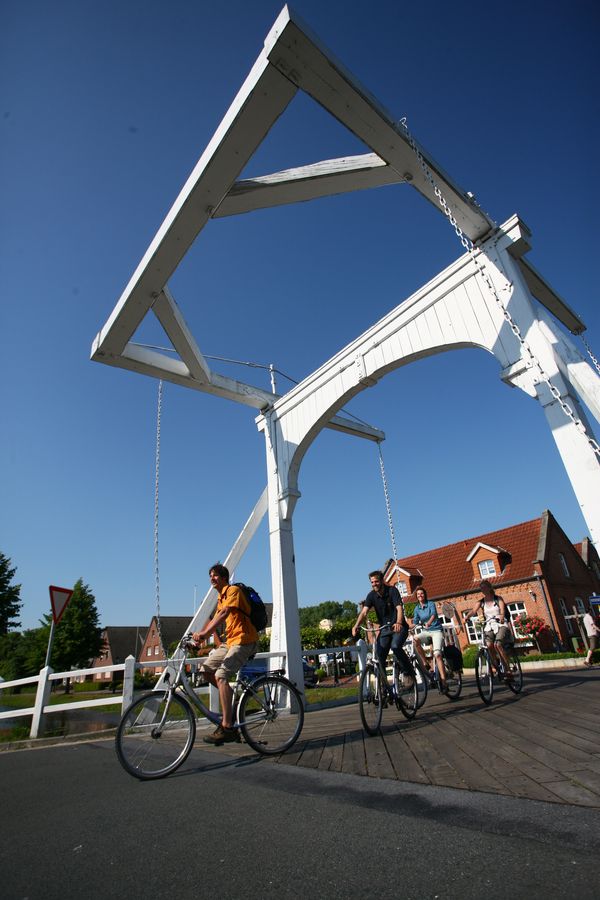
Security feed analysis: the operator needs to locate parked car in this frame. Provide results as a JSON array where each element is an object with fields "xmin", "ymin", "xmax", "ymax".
[{"xmin": 240, "ymin": 656, "xmax": 317, "ymax": 688}]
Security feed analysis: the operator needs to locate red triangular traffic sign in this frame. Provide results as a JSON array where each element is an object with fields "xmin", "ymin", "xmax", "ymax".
[{"xmin": 49, "ymin": 585, "xmax": 73, "ymax": 624}]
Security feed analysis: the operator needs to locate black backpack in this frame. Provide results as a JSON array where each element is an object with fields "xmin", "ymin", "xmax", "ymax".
[{"xmin": 234, "ymin": 583, "xmax": 268, "ymax": 632}]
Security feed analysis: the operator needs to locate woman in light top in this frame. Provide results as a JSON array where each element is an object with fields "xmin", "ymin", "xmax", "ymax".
[{"xmin": 474, "ymin": 579, "xmax": 512, "ymax": 679}]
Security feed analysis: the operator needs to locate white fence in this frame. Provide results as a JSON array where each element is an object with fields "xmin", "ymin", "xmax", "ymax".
[{"xmin": 0, "ymin": 644, "xmax": 366, "ymax": 742}]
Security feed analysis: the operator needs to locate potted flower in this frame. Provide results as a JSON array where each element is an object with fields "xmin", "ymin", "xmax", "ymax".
[{"xmin": 513, "ymin": 614, "xmax": 550, "ymax": 652}]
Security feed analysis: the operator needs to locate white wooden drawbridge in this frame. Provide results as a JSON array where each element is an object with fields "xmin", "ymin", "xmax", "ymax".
[{"xmin": 91, "ymin": 6, "xmax": 600, "ymax": 691}]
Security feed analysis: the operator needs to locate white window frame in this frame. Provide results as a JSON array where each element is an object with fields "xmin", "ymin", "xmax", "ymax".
[
  {"xmin": 438, "ymin": 614, "xmax": 458, "ymax": 646},
  {"xmin": 558, "ymin": 553, "xmax": 571, "ymax": 578},
  {"xmin": 478, "ymin": 559, "xmax": 496, "ymax": 579},
  {"xmin": 506, "ymin": 601, "xmax": 527, "ymax": 642},
  {"xmin": 146, "ymin": 647, "xmax": 152, "ymax": 657},
  {"xmin": 467, "ymin": 616, "xmax": 481, "ymax": 644},
  {"xmin": 559, "ymin": 597, "xmax": 574, "ymax": 635},
  {"xmin": 397, "ymin": 581, "xmax": 408, "ymax": 597},
  {"xmin": 506, "ymin": 601, "xmax": 527, "ymax": 624}
]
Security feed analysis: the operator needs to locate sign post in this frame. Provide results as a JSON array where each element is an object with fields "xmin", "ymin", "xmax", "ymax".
[{"xmin": 45, "ymin": 585, "xmax": 74, "ymax": 668}]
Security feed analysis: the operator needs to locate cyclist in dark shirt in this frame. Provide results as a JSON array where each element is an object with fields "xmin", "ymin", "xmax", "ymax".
[{"xmin": 352, "ymin": 570, "xmax": 413, "ymax": 685}]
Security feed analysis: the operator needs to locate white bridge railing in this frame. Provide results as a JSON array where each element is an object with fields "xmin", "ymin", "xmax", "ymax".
[{"xmin": 0, "ymin": 644, "xmax": 365, "ymax": 742}]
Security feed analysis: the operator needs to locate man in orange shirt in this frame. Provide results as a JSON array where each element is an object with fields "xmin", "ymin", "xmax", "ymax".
[{"xmin": 192, "ymin": 563, "xmax": 258, "ymax": 744}]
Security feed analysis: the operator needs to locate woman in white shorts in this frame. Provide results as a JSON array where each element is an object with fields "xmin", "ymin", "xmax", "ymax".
[{"xmin": 411, "ymin": 586, "xmax": 448, "ymax": 693}]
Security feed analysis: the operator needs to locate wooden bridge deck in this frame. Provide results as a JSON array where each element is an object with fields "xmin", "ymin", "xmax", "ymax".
[{"xmin": 203, "ymin": 668, "xmax": 600, "ymax": 807}]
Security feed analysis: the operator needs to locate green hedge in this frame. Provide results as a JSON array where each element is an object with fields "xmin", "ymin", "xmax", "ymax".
[
  {"xmin": 461, "ymin": 647, "xmax": 600, "ymax": 667},
  {"xmin": 461, "ymin": 646, "xmax": 479, "ymax": 668}
]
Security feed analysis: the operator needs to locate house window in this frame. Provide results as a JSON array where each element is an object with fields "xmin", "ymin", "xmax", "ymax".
[
  {"xmin": 559, "ymin": 598, "xmax": 574, "ymax": 635},
  {"xmin": 438, "ymin": 614, "xmax": 458, "ymax": 646},
  {"xmin": 146, "ymin": 647, "xmax": 152, "ymax": 657},
  {"xmin": 478, "ymin": 559, "xmax": 496, "ymax": 579},
  {"xmin": 506, "ymin": 601, "xmax": 527, "ymax": 624},
  {"xmin": 558, "ymin": 553, "xmax": 571, "ymax": 577},
  {"xmin": 397, "ymin": 581, "xmax": 408, "ymax": 597},
  {"xmin": 575, "ymin": 597, "xmax": 585, "ymax": 614},
  {"xmin": 466, "ymin": 617, "xmax": 481, "ymax": 644},
  {"xmin": 154, "ymin": 645, "xmax": 160, "ymax": 656}
]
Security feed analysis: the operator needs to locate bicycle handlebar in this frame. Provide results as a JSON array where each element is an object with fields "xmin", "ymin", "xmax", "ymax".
[{"xmin": 356, "ymin": 623, "xmax": 395, "ymax": 637}]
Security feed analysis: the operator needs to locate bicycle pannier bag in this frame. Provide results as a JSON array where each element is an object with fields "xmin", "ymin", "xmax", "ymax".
[{"xmin": 443, "ymin": 644, "xmax": 463, "ymax": 673}]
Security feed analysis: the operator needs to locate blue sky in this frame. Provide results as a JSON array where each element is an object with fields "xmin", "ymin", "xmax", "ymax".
[{"xmin": 2, "ymin": 0, "xmax": 599, "ymax": 631}]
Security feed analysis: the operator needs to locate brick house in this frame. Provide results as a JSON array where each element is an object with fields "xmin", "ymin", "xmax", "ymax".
[
  {"xmin": 383, "ymin": 510, "xmax": 600, "ymax": 653},
  {"xmin": 91, "ymin": 626, "xmax": 147, "ymax": 681},
  {"xmin": 138, "ymin": 616, "xmax": 193, "ymax": 673}
]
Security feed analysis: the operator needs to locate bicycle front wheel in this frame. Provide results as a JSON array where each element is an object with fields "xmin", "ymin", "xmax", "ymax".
[
  {"xmin": 395, "ymin": 662, "xmax": 418, "ymax": 721},
  {"xmin": 412, "ymin": 657, "xmax": 429, "ymax": 709},
  {"xmin": 359, "ymin": 664, "xmax": 384, "ymax": 735},
  {"xmin": 505, "ymin": 650, "xmax": 523, "ymax": 694},
  {"xmin": 116, "ymin": 691, "xmax": 196, "ymax": 780},
  {"xmin": 238, "ymin": 675, "xmax": 304, "ymax": 755},
  {"xmin": 475, "ymin": 650, "xmax": 494, "ymax": 705}
]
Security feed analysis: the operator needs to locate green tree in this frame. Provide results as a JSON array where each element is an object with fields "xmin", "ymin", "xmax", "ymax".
[
  {"xmin": 298, "ymin": 601, "xmax": 358, "ymax": 628},
  {"xmin": 43, "ymin": 578, "xmax": 102, "ymax": 673},
  {"xmin": 0, "ymin": 552, "xmax": 22, "ymax": 634},
  {"xmin": 0, "ymin": 626, "xmax": 49, "ymax": 683},
  {"xmin": 22, "ymin": 625, "xmax": 51, "ymax": 674},
  {"xmin": 0, "ymin": 632, "xmax": 25, "ymax": 682}
]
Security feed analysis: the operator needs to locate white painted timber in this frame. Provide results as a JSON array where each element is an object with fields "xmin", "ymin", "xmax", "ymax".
[
  {"xmin": 257, "ymin": 216, "xmax": 600, "ymax": 552},
  {"xmin": 152, "ymin": 288, "xmax": 211, "ymax": 383},
  {"xmin": 214, "ymin": 154, "xmax": 406, "ymax": 217},
  {"xmin": 263, "ymin": 6, "xmax": 493, "ymax": 242},
  {"xmin": 91, "ymin": 52, "xmax": 298, "ymax": 358}
]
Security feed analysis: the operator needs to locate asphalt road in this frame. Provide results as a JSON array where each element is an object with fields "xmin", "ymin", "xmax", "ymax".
[{"xmin": 1, "ymin": 737, "xmax": 598, "ymax": 900}]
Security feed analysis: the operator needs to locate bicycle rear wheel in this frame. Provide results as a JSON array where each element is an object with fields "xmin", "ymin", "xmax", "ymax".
[
  {"xmin": 475, "ymin": 650, "xmax": 494, "ymax": 705},
  {"xmin": 116, "ymin": 690, "xmax": 196, "ymax": 780},
  {"xmin": 359, "ymin": 664, "xmax": 384, "ymax": 735},
  {"xmin": 444, "ymin": 667, "xmax": 462, "ymax": 700},
  {"xmin": 505, "ymin": 650, "xmax": 523, "ymax": 694},
  {"xmin": 395, "ymin": 662, "xmax": 418, "ymax": 720},
  {"xmin": 238, "ymin": 675, "xmax": 304, "ymax": 755},
  {"xmin": 412, "ymin": 657, "xmax": 429, "ymax": 709}
]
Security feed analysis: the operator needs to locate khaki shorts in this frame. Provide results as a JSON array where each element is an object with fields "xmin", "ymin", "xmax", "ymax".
[
  {"xmin": 415, "ymin": 629, "xmax": 444, "ymax": 654},
  {"xmin": 200, "ymin": 642, "xmax": 258, "ymax": 682},
  {"xmin": 484, "ymin": 625, "xmax": 511, "ymax": 645}
]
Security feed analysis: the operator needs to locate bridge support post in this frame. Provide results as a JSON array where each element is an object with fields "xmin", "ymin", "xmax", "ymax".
[{"xmin": 538, "ymin": 387, "xmax": 600, "ymax": 548}]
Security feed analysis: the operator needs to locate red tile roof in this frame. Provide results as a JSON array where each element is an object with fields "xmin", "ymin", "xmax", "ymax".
[{"xmin": 385, "ymin": 515, "xmax": 544, "ymax": 600}]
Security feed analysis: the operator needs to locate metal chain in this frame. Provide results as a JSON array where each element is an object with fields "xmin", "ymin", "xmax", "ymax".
[
  {"xmin": 581, "ymin": 334, "xmax": 600, "ymax": 377},
  {"xmin": 378, "ymin": 442, "xmax": 402, "ymax": 577},
  {"xmin": 400, "ymin": 120, "xmax": 600, "ymax": 459},
  {"xmin": 154, "ymin": 380, "xmax": 167, "ymax": 660}
]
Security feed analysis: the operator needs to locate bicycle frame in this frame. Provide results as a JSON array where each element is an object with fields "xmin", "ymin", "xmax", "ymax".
[{"xmin": 158, "ymin": 639, "xmax": 284, "ymax": 732}]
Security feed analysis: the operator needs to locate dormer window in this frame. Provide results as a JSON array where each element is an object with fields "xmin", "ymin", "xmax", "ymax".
[
  {"xmin": 397, "ymin": 581, "xmax": 408, "ymax": 597},
  {"xmin": 478, "ymin": 559, "xmax": 496, "ymax": 579},
  {"xmin": 467, "ymin": 542, "xmax": 507, "ymax": 581}
]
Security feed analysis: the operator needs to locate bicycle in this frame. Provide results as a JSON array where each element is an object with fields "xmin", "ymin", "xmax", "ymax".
[
  {"xmin": 474, "ymin": 619, "xmax": 523, "ymax": 705},
  {"xmin": 115, "ymin": 636, "xmax": 304, "ymax": 779},
  {"xmin": 402, "ymin": 632, "xmax": 429, "ymax": 709},
  {"xmin": 356, "ymin": 624, "xmax": 418, "ymax": 734},
  {"xmin": 406, "ymin": 628, "xmax": 463, "ymax": 704}
]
